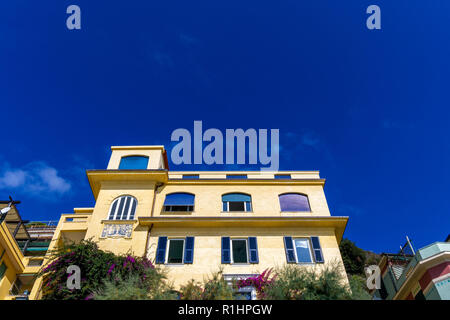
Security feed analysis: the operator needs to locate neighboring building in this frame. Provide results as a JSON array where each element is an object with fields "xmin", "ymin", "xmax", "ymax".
[
  {"xmin": 30, "ymin": 145, "xmax": 349, "ymax": 299},
  {"xmin": 0, "ymin": 201, "xmax": 55, "ymax": 300},
  {"xmin": 373, "ymin": 237, "xmax": 450, "ymax": 300}
]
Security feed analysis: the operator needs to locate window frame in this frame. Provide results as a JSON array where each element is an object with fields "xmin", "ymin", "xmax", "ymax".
[
  {"xmin": 278, "ymin": 193, "xmax": 311, "ymax": 212},
  {"xmin": 292, "ymin": 237, "xmax": 314, "ymax": 264},
  {"xmin": 107, "ymin": 195, "xmax": 137, "ymax": 220},
  {"xmin": 230, "ymin": 238, "xmax": 250, "ymax": 264},
  {"xmin": 165, "ymin": 238, "xmax": 185, "ymax": 265}
]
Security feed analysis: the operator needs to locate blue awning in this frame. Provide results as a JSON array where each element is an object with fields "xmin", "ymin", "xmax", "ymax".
[
  {"xmin": 164, "ymin": 193, "xmax": 195, "ymax": 205},
  {"xmin": 222, "ymin": 193, "xmax": 251, "ymax": 202}
]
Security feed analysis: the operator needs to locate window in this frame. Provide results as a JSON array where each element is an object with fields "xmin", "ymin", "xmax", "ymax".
[
  {"xmin": 118, "ymin": 156, "xmax": 149, "ymax": 169},
  {"xmin": 232, "ymin": 239, "xmax": 248, "ymax": 263},
  {"xmin": 107, "ymin": 196, "xmax": 137, "ymax": 220},
  {"xmin": 279, "ymin": 193, "xmax": 310, "ymax": 212},
  {"xmin": 182, "ymin": 174, "xmax": 199, "ymax": 179},
  {"xmin": 222, "ymin": 193, "xmax": 252, "ymax": 212},
  {"xmin": 284, "ymin": 236, "xmax": 323, "ymax": 264},
  {"xmin": 155, "ymin": 236, "xmax": 195, "ymax": 264},
  {"xmin": 226, "ymin": 175, "xmax": 247, "ymax": 179},
  {"xmin": 274, "ymin": 174, "xmax": 291, "ymax": 179},
  {"xmin": 293, "ymin": 238, "xmax": 313, "ymax": 263},
  {"xmin": 163, "ymin": 193, "xmax": 195, "ymax": 212},
  {"xmin": 167, "ymin": 239, "xmax": 185, "ymax": 264},
  {"xmin": 221, "ymin": 237, "xmax": 259, "ymax": 264}
]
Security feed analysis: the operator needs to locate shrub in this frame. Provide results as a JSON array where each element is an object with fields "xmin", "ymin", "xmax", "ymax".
[
  {"xmin": 348, "ymin": 274, "xmax": 372, "ymax": 300},
  {"xmin": 36, "ymin": 239, "xmax": 173, "ymax": 300},
  {"xmin": 179, "ymin": 279, "xmax": 204, "ymax": 300},
  {"xmin": 179, "ymin": 269, "xmax": 235, "ymax": 300},
  {"xmin": 236, "ymin": 268, "xmax": 276, "ymax": 299},
  {"xmin": 258, "ymin": 263, "xmax": 352, "ymax": 300}
]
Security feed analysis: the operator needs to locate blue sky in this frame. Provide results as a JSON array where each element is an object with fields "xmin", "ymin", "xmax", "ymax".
[{"xmin": 1, "ymin": 1, "xmax": 449, "ymax": 253}]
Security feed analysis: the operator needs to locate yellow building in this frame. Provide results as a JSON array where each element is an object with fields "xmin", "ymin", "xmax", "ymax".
[
  {"xmin": 30, "ymin": 145, "xmax": 349, "ymax": 299},
  {"xmin": 0, "ymin": 201, "xmax": 48, "ymax": 300}
]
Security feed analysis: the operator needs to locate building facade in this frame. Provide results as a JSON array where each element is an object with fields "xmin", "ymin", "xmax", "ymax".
[
  {"xmin": 0, "ymin": 201, "xmax": 54, "ymax": 300},
  {"xmin": 373, "ymin": 237, "xmax": 450, "ymax": 300},
  {"xmin": 30, "ymin": 145, "xmax": 349, "ymax": 299}
]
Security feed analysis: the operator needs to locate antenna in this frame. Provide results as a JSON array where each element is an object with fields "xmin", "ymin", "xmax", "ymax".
[{"xmin": 0, "ymin": 195, "xmax": 14, "ymax": 215}]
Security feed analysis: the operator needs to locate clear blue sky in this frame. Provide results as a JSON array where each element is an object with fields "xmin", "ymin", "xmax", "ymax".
[{"xmin": 1, "ymin": 1, "xmax": 449, "ymax": 254}]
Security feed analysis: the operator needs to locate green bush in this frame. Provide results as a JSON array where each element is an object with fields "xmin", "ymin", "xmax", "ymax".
[
  {"xmin": 37, "ymin": 239, "xmax": 173, "ymax": 300},
  {"xmin": 179, "ymin": 269, "xmax": 235, "ymax": 300},
  {"xmin": 262, "ymin": 263, "xmax": 352, "ymax": 300},
  {"xmin": 348, "ymin": 274, "xmax": 372, "ymax": 300}
]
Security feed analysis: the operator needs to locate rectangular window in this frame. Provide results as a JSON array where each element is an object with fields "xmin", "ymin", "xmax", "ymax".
[
  {"xmin": 167, "ymin": 239, "xmax": 185, "ymax": 264},
  {"xmin": 226, "ymin": 175, "xmax": 247, "ymax": 179},
  {"xmin": 293, "ymin": 238, "xmax": 313, "ymax": 263},
  {"xmin": 231, "ymin": 239, "xmax": 248, "ymax": 264},
  {"xmin": 223, "ymin": 201, "xmax": 252, "ymax": 212},
  {"xmin": 274, "ymin": 174, "xmax": 291, "ymax": 179},
  {"xmin": 229, "ymin": 202, "xmax": 245, "ymax": 211},
  {"xmin": 163, "ymin": 205, "xmax": 194, "ymax": 212},
  {"xmin": 182, "ymin": 174, "xmax": 199, "ymax": 179}
]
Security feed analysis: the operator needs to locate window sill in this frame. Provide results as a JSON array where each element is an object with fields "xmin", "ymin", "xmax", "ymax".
[{"xmin": 221, "ymin": 211, "xmax": 254, "ymax": 213}]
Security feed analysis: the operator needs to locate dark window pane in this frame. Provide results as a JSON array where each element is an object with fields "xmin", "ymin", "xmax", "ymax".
[
  {"xmin": 232, "ymin": 240, "xmax": 248, "ymax": 263},
  {"xmin": 129, "ymin": 199, "xmax": 137, "ymax": 219},
  {"xmin": 274, "ymin": 174, "xmax": 291, "ymax": 179},
  {"xmin": 108, "ymin": 200, "xmax": 118, "ymax": 220},
  {"xmin": 182, "ymin": 175, "xmax": 199, "ymax": 179},
  {"xmin": 168, "ymin": 240, "xmax": 184, "ymax": 263},
  {"xmin": 229, "ymin": 202, "xmax": 245, "ymax": 211},
  {"xmin": 163, "ymin": 205, "xmax": 193, "ymax": 212},
  {"xmin": 279, "ymin": 194, "xmax": 310, "ymax": 212},
  {"xmin": 121, "ymin": 197, "xmax": 131, "ymax": 220},
  {"xmin": 226, "ymin": 175, "xmax": 247, "ymax": 179}
]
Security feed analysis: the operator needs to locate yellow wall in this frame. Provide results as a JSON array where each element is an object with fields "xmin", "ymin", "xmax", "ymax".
[{"xmin": 147, "ymin": 227, "xmax": 344, "ymax": 287}]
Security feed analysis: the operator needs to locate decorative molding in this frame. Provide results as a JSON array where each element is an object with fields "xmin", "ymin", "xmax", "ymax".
[{"xmin": 101, "ymin": 224, "xmax": 133, "ymax": 238}]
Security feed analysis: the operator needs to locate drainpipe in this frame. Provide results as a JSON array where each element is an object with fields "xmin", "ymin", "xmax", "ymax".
[{"xmin": 144, "ymin": 182, "xmax": 164, "ymax": 258}]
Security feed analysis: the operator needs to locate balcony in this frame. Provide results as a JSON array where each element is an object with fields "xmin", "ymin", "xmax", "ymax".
[{"xmin": 59, "ymin": 214, "xmax": 91, "ymax": 231}]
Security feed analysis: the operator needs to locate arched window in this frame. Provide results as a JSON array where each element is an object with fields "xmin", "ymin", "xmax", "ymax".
[
  {"xmin": 222, "ymin": 193, "xmax": 252, "ymax": 212},
  {"xmin": 108, "ymin": 196, "xmax": 137, "ymax": 220},
  {"xmin": 119, "ymin": 156, "xmax": 149, "ymax": 169},
  {"xmin": 163, "ymin": 193, "xmax": 195, "ymax": 212},
  {"xmin": 279, "ymin": 193, "xmax": 310, "ymax": 212}
]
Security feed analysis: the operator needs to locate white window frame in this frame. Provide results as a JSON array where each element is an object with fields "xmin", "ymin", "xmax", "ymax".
[
  {"xmin": 166, "ymin": 238, "xmax": 185, "ymax": 265},
  {"xmin": 230, "ymin": 238, "xmax": 249, "ymax": 264},
  {"xmin": 292, "ymin": 238, "xmax": 314, "ymax": 264},
  {"xmin": 108, "ymin": 196, "xmax": 137, "ymax": 220}
]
